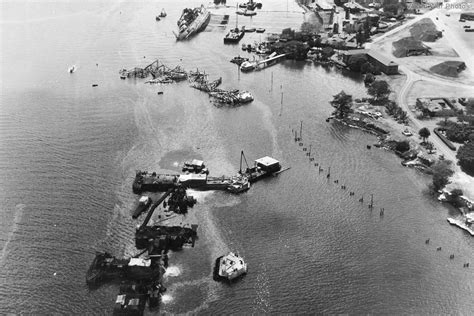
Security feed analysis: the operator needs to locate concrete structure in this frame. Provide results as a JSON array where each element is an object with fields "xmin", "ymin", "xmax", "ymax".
[{"xmin": 341, "ymin": 49, "xmax": 399, "ymax": 74}]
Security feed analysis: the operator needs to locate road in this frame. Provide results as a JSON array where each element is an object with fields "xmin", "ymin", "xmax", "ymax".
[{"xmin": 368, "ymin": 8, "xmax": 473, "ymax": 168}]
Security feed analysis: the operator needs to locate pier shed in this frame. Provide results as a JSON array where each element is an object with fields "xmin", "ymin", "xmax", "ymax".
[{"xmin": 341, "ymin": 49, "xmax": 398, "ymax": 75}]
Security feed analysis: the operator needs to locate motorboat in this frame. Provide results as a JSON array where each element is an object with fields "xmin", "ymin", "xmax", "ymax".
[
  {"xmin": 214, "ymin": 252, "xmax": 247, "ymax": 281},
  {"xmin": 256, "ymin": 27, "xmax": 265, "ymax": 33},
  {"xmin": 240, "ymin": 61, "xmax": 256, "ymax": 72},
  {"xmin": 402, "ymin": 128, "xmax": 413, "ymax": 136},
  {"xmin": 159, "ymin": 9, "xmax": 167, "ymax": 18},
  {"xmin": 244, "ymin": 27, "xmax": 256, "ymax": 32},
  {"xmin": 68, "ymin": 65, "xmax": 76, "ymax": 73}
]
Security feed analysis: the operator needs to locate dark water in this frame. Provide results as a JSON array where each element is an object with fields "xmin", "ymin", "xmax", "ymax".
[{"xmin": 1, "ymin": 0, "xmax": 473, "ymax": 314}]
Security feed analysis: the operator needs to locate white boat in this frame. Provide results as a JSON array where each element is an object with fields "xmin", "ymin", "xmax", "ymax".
[
  {"xmin": 237, "ymin": 91, "xmax": 254, "ymax": 103},
  {"xmin": 215, "ymin": 252, "xmax": 247, "ymax": 281},
  {"xmin": 240, "ymin": 61, "xmax": 256, "ymax": 72}
]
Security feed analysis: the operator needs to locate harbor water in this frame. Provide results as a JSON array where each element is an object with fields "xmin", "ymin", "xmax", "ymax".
[{"xmin": 1, "ymin": 0, "xmax": 473, "ymax": 314}]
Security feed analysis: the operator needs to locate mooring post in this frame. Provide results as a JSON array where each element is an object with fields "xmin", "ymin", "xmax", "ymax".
[{"xmin": 300, "ymin": 120, "xmax": 303, "ymax": 140}]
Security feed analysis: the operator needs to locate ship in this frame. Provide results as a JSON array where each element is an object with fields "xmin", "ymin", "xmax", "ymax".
[
  {"xmin": 175, "ymin": 5, "xmax": 211, "ymax": 40},
  {"xmin": 213, "ymin": 252, "xmax": 247, "ymax": 281}
]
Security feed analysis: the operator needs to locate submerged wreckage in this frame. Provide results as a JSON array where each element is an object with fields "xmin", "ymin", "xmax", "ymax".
[
  {"xmin": 189, "ymin": 70, "xmax": 254, "ymax": 106},
  {"xmin": 119, "ymin": 59, "xmax": 188, "ymax": 83}
]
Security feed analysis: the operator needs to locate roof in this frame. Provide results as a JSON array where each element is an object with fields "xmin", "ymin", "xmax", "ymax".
[
  {"xmin": 191, "ymin": 159, "xmax": 204, "ymax": 166},
  {"xmin": 367, "ymin": 50, "xmax": 398, "ymax": 66},
  {"xmin": 341, "ymin": 49, "xmax": 369, "ymax": 56},
  {"xmin": 255, "ymin": 156, "xmax": 280, "ymax": 167}
]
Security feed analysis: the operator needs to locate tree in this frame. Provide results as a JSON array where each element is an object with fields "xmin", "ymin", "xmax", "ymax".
[
  {"xmin": 367, "ymin": 80, "xmax": 391, "ymax": 103},
  {"xmin": 395, "ymin": 140, "xmax": 410, "ymax": 152},
  {"xmin": 419, "ymin": 127, "xmax": 431, "ymax": 143},
  {"xmin": 457, "ymin": 141, "xmax": 474, "ymax": 176},
  {"xmin": 364, "ymin": 73, "xmax": 376, "ymax": 86},
  {"xmin": 361, "ymin": 62, "xmax": 375, "ymax": 75},
  {"xmin": 431, "ymin": 159, "xmax": 454, "ymax": 191},
  {"xmin": 385, "ymin": 101, "xmax": 399, "ymax": 116},
  {"xmin": 347, "ymin": 54, "xmax": 368, "ymax": 72},
  {"xmin": 330, "ymin": 90, "xmax": 353, "ymax": 119}
]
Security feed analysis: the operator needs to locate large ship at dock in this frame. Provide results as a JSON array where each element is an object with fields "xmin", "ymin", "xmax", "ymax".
[{"xmin": 175, "ymin": 5, "xmax": 211, "ymax": 40}]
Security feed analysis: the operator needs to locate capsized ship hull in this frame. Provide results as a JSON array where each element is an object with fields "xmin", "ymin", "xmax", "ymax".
[{"xmin": 176, "ymin": 5, "xmax": 211, "ymax": 40}]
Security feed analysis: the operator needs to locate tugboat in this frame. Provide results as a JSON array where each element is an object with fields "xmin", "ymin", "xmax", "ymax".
[
  {"xmin": 224, "ymin": 27, "xmax": 245, "ymax": 43},
  {"xmin": 214, "ymin": 252, "xmax": 247, "ymax": 281},
  {"xmin": 132, "ymin": 196, "xmax": 151, "ymax": 219},
  {"xmin": 224, "ymin": 8, "xmax": 244, "ymax": 43},
  {"xmin": 182, "ymin": 159, "xmax": 209, "ymax": 174}
]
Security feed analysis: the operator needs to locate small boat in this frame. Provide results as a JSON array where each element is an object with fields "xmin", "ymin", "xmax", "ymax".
[
  {"xmin": 68, "ymin": 65, "xmax": 76, "ymax": 73},
  {"xmin": 239, "ymin": 3, "xmax": 248, "ymax": 8},
  {"xmin": 256, "ymin": 27, "xmax": 265, "ymax": 33},
  {"xmin": 244, "ymin": 27, "xmax": 256, "ymax": 32},
  {"xmin": 132, "ymin": 196, "xmax": 151, "ymax": 219},
  {"xmin": 227, "ymin": 177, "xmax": 250, "ymax": 193},
  {"xmin": 155, "ymin": 16, "xmax": 161, "ymax": 21},
  {"xmin": 214, "ymin": 252, "xmax": 247, "ymax": 281},
  {"xmin": 92, "ymin": 84, "xmax": 98, "ymax": 87},
  {"xmin": 241, "ymin": 43, "xmax": 247, "ymax": 50},
  {"xmin": 240, "ymin": 61, "xmax": 256, "ymax": 72},
  {"xmin": 159, "ymin": 9, "xmax": 167, "ymax": 18},
  {"xmin": 243, "ymin": 9, "xmax": 257, "ymax": 16},
  {"xmin": 230, "ymin": 56, "xmax": 249, "ymax": 65},
  {"xmin": 157, "ymin": 91, "xmax": 164, "ymax": 95}
]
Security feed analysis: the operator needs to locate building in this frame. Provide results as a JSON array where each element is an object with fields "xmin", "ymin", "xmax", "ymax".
[{"xmin": 341, "ymin": 49, "xmax": 399, "ymax": 74}]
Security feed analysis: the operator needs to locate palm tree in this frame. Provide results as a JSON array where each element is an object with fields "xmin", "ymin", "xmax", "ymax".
[{"xmin": 330, "ymin": 90, "xmax": 353, "ymax": 119}]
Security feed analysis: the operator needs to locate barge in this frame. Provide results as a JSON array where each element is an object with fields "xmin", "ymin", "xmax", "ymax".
[
  {"xmin": 213, "ymin": 252, "xmax": 247, "ymax": 281},
  {"xmin": 133, "ymin": 170, "xmax": 250, "ymax": 194},
  {"xmin": 113, "ymin": 282, "xmax": 165, "ymax": 316}
]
